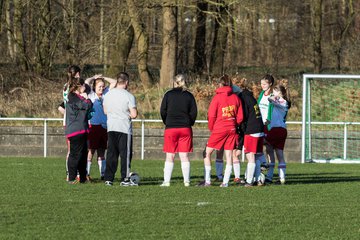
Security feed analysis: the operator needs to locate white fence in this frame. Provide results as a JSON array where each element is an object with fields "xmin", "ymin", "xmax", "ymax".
[{"xmin": 1, "ymin": 117, "xmax": 359, "ymax": 162}]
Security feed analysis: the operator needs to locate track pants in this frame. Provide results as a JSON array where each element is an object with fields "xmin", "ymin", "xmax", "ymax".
[
  {"xmin": 67, "ymin": 133, "xmax": 88, "ymax": 182},
  {"xmin": 105, "ymin": 131, "xmax": 132, "ymax": 182}
]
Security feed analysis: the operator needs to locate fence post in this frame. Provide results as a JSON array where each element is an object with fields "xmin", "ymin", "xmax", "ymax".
[
  {"xmin": 141, "ymin": 120, "xmax": 145, "ymax": 160},
  {"xmin": 44, "ymin": 119, "xmax": 47, "ymax": 158},
  {"xmin": 343, "ymin": 123, "xmax": 348, "ymax": 160}
]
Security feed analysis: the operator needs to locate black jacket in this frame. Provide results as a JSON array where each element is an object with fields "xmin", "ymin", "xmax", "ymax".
[
  {"xmin": 237, "ymin": 89, "xmax": 264, "ymax": 134},
  {"xmin": 65, "ymin": 92, "xmax": 93, "ymax": 137},
  {"xmin": 160, "ymin": 88, "xmax": 197, "ymax": 128}
]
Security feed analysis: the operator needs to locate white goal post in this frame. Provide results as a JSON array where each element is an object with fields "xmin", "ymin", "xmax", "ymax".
[{"xmin": 302, "ymin": 74, "xmax": 360, "ymax": 163}]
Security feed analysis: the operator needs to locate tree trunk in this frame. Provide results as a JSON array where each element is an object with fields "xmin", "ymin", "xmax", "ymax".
[
  {"xmin": 311, "ymin": 0, "xmax": 323, "ymax": 73},
  {"xmin": 107, "ymin": 4, "xmax": 134, "ymax": 76},
  {"xmin": 159, "ymin": 1, "xmax": 178, "ymax": 88},
  {"xmin": 335, "ymin": 0, "xmax": 354, "ymax": 71},
  {"xmin": 126, "ymin": 0, "xmax": 153, "ymax": 88},
  {"xmin": 193, "ymin": 0, "xmax": 207, "ymax": 75},
  {"xmin": 209, "ymin": 1, "xmax": 228, "ymax": 75}
]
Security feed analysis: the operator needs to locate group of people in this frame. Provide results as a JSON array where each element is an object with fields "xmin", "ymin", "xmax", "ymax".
[
  {"xmin": 59, "ymin": 65, "xmax": 138, "ymax": 186},
  {"xmin": 160, "ymin": 73, "xmax": 291, "ymax": 187},
  {"xmin": 59, "ymin": 64, "xmax": 290, "ymax": 188}
]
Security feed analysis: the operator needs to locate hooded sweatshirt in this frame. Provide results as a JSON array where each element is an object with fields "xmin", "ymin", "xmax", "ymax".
[{"xmin": 207, "ymin": 86, "xmax": 243, "ymax": 133}]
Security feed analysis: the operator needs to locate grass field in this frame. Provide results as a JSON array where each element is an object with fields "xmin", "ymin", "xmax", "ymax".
[{"xmin": 1, "ymin": 157, "xmax": 360, "ymax": 239}]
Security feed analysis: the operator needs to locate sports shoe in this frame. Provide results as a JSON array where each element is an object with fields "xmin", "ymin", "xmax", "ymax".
[
  {"xmin": 265, "ymin": 178, "xmax": 273, "ymax": 184},
  {"xmin": 219, "ymin": 183, "xmax": 228, "ymax": 188},
  {"xmin": 275, "ymin": 179, "xmax": 286, "ymax": 185},
  {"xmin": 100, "ymin": 176, "xmax": 105, "ymax": 180},
  {"xmin": 215, "ymin": 177, "xmax": 223, "ymax": 182},
  {"xmin": 244, "ymin": 183, "xmax": 253, "ymax": 188},
  {"xmin": 104, "ymin": 181, "xmax": 113, "ymax": 186},
  {"xmin": 233, "ymin": 178, "xmax": 245, "ymax": 184},
  {"xmin": 120, "ymin": 179, "xmax": 138, "ymax": 186},
  {"xmin": 184, "ymin": 182, "xmax": 190, "ymax": 187},
  {"xmin": 160, "ymin": 182, "xmax": 170, "ymax": 187},
  {"xmin": 68, "ymin": 179, "xmax": 79, "ymax": 185},
  {"xmin": 197, "ymin": 181, "xmax": 211, "ymax": 187}
]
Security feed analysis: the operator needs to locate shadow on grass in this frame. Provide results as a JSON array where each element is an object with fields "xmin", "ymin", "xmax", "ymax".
[{"xmin": 85, "ymin": 173, "xmax": 360, "ymax": 186}]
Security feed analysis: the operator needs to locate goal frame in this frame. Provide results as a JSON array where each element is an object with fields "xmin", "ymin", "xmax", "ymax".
[{"xmin": 301, "ymin": 74, "xmax": 360, "ymax": 164}]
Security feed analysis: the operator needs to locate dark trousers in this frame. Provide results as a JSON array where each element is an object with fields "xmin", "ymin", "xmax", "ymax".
[
  {"xmin": 105, "ymin": 131, "xmax": 132, "ymax": 182},
  {"xmin": 67, "ymin": 133, "xmax": 88, "ymax": 182}
]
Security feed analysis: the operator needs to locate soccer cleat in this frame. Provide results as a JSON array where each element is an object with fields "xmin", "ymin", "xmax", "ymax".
[
  {"xmin": 184, "ymin": 182, "xmax": 190, "ymax": 187},
  {"xmin": 219, "ymin": 183, "xmax": 228, "ymax": 188},
  {"xmin": 275, "ymin": 179, "xmax": 286, "ymax": 185},
  {"xmin": 244, "ymin": 183, "xmax": 253, "ymax": 188},
  {"xmin": 120, "ymin": 179, "xmax": 138, "ymax": 187},
  {"xmin": 160, "ymin": 182, "xmax": 170, "ymax": 187},
  {"xmin": 233, "ymin": 178, "xmax": 245, "ymax": 184},
  {"xmin": 104, "ymin": 181, "xmax": 113, "ymax": 186},
  {"xmin": 68, "ymin": 179, "xmax": 79, "ymax": 185},
  {"xmin": 265, "ymin": 178, "xmax": 273, "ymax": 184},
  {"xmin": 100, "ymin": 176, "xmax": 105, "ymax": 180},
  {"xmin": 196, "ymin": 181, "xmax": 211, "ymax": 187}
]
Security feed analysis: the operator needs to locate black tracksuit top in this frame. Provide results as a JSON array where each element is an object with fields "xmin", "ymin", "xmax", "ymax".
[{"xmin": 160, "ymin": 88, "xmax": 198, "ymax": 129}]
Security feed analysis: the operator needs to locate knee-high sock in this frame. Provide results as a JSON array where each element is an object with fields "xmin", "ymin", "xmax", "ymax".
[
  {"xmin": 86, "ymin": 161, "xmax": 92, "ymax": 176},
  {"xmin": 205, "ymin": 165, "xmax": 211, "ymax": 184},
  {"xmin": 163, "ymin": 161, "xmax": 174, "ymax": 183},
  {"xmin": 98, "ymin": 158, "xmax": 106, "ymax": 176},
  {"xmin": 278, "ymin": 163, "xmax": 286, "ymax": 180},
  {"xmin": 233, "ymin": 162, "xmax": 240, "ymax": 179},
  {"xmin": 223, "ymin": 165, "xmax": 232, "ymax": 184},
  {"xmin": 266, "ymin": 163, "xmax": 275, "ymax": 180},
  {"xmin": 181, "ymin": 161, "xmax": 190, "ymax": 183},
  {"xmin": 215, "ymin": 159, "xmax": 224, "ymax": 179},
  {"xmin": 246, "ymin": 163, "xmax": 256, "ymax": 184}
]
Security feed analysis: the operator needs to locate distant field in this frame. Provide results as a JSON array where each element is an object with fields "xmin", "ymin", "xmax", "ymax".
[{"xmin": 1, "ymin": 157, "xmax": 360, "ymax": 239}]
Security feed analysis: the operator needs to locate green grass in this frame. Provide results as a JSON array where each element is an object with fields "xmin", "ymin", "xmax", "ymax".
[{"xmin": 1, "ymin": 157, "xmax": 360, "ymax": 239}]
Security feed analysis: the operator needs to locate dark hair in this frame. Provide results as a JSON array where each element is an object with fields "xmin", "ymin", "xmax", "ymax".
[
  {"xmin": 116, "ymin": 72, "xmax": 129, "ymax": 84},
  {"xmin": 217, "ymin": 74, "xmax": 231, "ymax": 86},
  {"xmin": 273, "ymin": 84, "xmax": 292, "ymax": 109},
  {"xmin": 68, "ymin": 77, "xmax": 84, "ymax": 93},
  {"xmin": 65, "ymin": 65, "xmax": 81, "ymax": 91},
  {"xmin": 262, "ymin": 74, "xmax": 275, "ymax": 86},
  {"xmin": 67, "ymin": 65, "xmax": 81, "ymax": 80}
]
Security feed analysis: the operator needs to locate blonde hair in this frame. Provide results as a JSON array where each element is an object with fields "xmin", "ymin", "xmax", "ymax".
[{"xmin": 173, "ymin": 74, "xmax": 187, "ymax": 89}]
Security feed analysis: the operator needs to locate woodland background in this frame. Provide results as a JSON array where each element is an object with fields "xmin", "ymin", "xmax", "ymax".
[{"xmin": 0, "ymin": 0, "xmax": 359, "ymax": 120}]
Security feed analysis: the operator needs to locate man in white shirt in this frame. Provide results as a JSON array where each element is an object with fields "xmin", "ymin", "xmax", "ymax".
[{"xmin": 103, "ymin": 72, "xmax": 138, "ymax": 186}]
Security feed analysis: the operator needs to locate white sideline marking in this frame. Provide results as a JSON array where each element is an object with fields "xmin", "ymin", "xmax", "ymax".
[{"xmin": 197, "ymin": 202, "xmax": 211, "ymax": 206}]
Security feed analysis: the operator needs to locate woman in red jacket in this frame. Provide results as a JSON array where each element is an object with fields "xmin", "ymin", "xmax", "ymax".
[{"xmin": 198, "ymin": 75, "xmax": 243, "ymax": 187}]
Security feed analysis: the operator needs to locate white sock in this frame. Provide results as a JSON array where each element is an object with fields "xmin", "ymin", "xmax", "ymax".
[
  {"xmin": 181, "ymin": 161, "xmax": 190, "ymax": 184},
  {"xmin": 215, "ymin": 159, "xmax": 224, "ymax": 179},
  {"xmin": 278, "ymin": 163, "xmax": 286, "ymax": 180},
  {"xmin": 246, "ymin": 163, "xmax": 256, "ymax": 184},
  {"xmin": 86, "ymin": 161, "xmax": 92, "ymax": 176},
  {"xmin": 205, "ymin": 165, "xmax": 211, "ymax": 184},
  {"xmin": 267, "ymin": 163, "xmax": 275, "ymax": 180},
  {"xmin": 233, "ymin": 162, "xmax": 240, "ymax": 179},
  {"xmin": 254, "ymin": 159, "xmax": 261, "ymax": 182},
  {"xmin": 223, "ymin": 165, "xmax": 232, "ymax": 184},
  {"xmin": 163, "ymin": 161, "xmax": 174, "ymax": 183}
]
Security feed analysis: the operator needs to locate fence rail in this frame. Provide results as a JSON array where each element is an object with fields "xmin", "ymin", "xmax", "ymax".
[{"xmin": 1, "ymin": 118, "xmax": 359, "ymax": 162}]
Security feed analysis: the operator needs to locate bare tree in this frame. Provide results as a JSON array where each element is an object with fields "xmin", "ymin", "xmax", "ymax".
[
  {"xmin": 209, "ymin": 0, "xmax": 229, "ymax": 75},
  {"xmin": 193, "ymin": 0, "xmax": 207, "ymax": 75},
  {"xmin": 159, "ymin": 1, "xmax": 178, "ymax": 88},
  {"xmin": 311, "ymin": 0, "xmax": 323, "ymax": 73},
  {"xmin": 126, "ymin": 0, "xmax": 153, "ymax": 88}
]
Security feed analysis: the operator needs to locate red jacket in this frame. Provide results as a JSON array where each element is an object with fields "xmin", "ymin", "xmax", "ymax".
[{"xmin": 207, "ymin": 86, "xmax": 243, "ymax": 133}]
